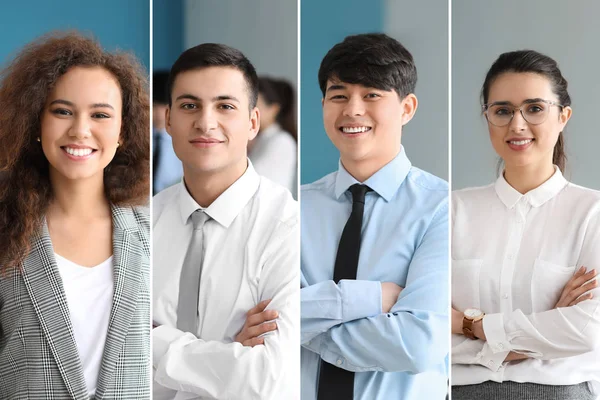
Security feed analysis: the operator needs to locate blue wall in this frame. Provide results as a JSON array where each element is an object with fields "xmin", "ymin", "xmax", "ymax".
[
  {"xmin": 0, "ymin": 0, "xmax": 149, "ymax": 69},
  {"xmin": 300, "ymin": 0, "xmax": 383, "ymax": 184},
  {"xmin": 153, "ymin": 0, "xmax": 184, "ymax": 71}
]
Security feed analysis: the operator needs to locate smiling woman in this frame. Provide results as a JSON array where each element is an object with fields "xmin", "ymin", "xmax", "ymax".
[
  {"xmin": 0, "ymin": 32, "xmax": 150, "ymax": 399},
  {"xmin": 451, "ymin": 50, "xmax": 599, "ymax": 400}
]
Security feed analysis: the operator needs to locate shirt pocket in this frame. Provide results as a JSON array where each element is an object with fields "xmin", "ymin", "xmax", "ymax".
[
  {"xmin": 452, "ymin": 259, "xmax": 483, "ymax": 311},
  {"xmin": 531, "ymin": 258, "xmax": 577, "ymax": 312}
]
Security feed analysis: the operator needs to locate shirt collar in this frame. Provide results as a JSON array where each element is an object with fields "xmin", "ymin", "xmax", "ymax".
[
  {"xmin": 178, "ymin": 160, "xmax": 260, "ymax": 227},
  {"xmin": 494, "ymin": 165, "xmax": 568, "ymax": 209},
  {"xmin": 334, "ymin": 146, "xmax": 412, "ymax": 202}
]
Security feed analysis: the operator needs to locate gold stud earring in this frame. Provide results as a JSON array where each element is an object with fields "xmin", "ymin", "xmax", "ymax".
[
  {"xmin": 36, "ymin": 137, "xmax": 41, "ymax": 142},
  {"xmin": 117, "ymin": 142, "xmax": 120, "ymax": 147}
]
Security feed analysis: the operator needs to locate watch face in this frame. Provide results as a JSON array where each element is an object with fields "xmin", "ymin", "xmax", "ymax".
[{"xmin": 465, "ymin": 308, "xmax": 483, "ymax": 318}]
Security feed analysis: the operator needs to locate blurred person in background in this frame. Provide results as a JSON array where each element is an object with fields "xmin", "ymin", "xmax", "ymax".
[
  {"xmin": 250, "ymin": 76, "xmax": 297, "ymax": 197},
  {"xmin": 153, "ymin": 70, "xmax": 183, "ymax": 194}
]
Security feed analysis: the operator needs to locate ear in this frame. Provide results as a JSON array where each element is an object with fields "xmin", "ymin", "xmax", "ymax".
[
  {"xmin": 321, "ymin": 98, "xmax": 324, "ymax": 108},
  {"xmin": 400, "ymin": 93, "xmax": 418, "ymax": 126},
  {"xmin": 559, "ymin": 105, "xmax": 572, "ymax": 126},
  {"xmin": 165, "ymin": 106, "xmax": 173, "ymax": 137},
  {"xmin": 249, "ymin": 107, "xmax": 260, "ymax": 141}
]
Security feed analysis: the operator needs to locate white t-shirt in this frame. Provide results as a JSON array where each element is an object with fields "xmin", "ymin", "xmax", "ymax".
[{"xmin": 56, "ymin": 253, "xmax": 114, "ymax": 397}]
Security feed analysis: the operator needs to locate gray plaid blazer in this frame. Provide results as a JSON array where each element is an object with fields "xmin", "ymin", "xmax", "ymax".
[{"xmin": 0, "ymin": 205, "xmax": 150, "ymax": 399}]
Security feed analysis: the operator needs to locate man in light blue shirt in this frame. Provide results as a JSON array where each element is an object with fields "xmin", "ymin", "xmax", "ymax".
[{"xmin": 301, "ymin": 33, "xmax": 449, "ymax": 400}]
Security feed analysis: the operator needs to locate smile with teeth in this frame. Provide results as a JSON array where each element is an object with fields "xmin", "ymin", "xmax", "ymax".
[
  {"xmin": 508, "ymin": 139, "xmax": 533, "ymax": 145},
  {"xmin": 341, "ymin": 126, "xmax": 371, "ymax": 134},
  {"xmin": 63, "ymin": 147, "xmax": 95, "ymax": 157}
]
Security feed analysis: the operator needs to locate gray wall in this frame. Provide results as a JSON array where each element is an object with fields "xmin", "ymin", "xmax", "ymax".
[
  {"xmin": 453, "ymin": 0, "xmax": 600, "ymax": 190},
  {"xmin": 183, "ymin": 0, "xmax": 297, "ymax": 87},
  {"xmin": 384, "ymin": 0, "xmax": 449, "ymax": 181}
]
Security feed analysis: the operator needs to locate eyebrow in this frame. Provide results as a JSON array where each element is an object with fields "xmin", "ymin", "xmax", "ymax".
[
  {"xmin": 326, "ymin": 84, "xmax": 346, "ymax": 93},
  {"xmin": 489, "ymin": 98, "xmax": 547, "ymax": 106},
  {"xmin": 49, "ymin": 99, "xmax": 114, "ymax": 110},
  {"xmin": 174, "ymin": 93, "xmax": 241, "ymax": 103}
]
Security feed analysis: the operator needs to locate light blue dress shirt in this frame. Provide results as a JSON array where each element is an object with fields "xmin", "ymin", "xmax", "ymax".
[
  {"xmin": 153, "ymin": 128, "xmax": 183, "ymax": 195},
  {"xmin": 301, "ymin": 147, "xmax": 449, "ymax": 400}
]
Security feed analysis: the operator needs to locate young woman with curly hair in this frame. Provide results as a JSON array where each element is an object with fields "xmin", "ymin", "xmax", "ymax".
[{"xmin": 0, "ymin": 31, "xmax": 150, "ymax": 399}]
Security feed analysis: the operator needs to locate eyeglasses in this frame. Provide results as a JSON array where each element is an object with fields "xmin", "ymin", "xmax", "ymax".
[{"xmin": 482, "ymin": 99, "xmax": 564, "ymax": 127}]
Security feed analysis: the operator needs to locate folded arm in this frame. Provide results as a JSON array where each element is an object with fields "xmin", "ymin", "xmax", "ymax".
[
  {"xmin": 153, "ymin": 227, "xmax": 299, "ymax": 400},
  {"xmin": 302, "ymin": 202, "xmax": 449, "ymax": 373}
]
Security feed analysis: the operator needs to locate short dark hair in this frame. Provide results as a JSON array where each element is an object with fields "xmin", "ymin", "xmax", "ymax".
[
  {"xmin": 318, "ymin": 33, "xmax": 417, "ymax": 98},
  {"xmin": 481, "ymin": 50, "xmax": 571, "ymax": 173},
  {"xmin": 167, "ymin": 43, "xmax": 259, "ymax": 109}
]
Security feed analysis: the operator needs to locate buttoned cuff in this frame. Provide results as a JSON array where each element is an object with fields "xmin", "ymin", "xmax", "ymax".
[
  {"xmin": 339, "ymin": 279, "xmax": 382, "ymax": 322},
  {"xmin": 478, "ymin": 342, "xmax": 509, "ymax": 372},
  {"xmin": 302, "ymin": 334, "xmax": 323, "ymax": 354},
  {"xmin": 153, "ymin": 325, "xmax": 188, "ymax": 368},
  {"xmin": 483, "ymin": 313, "xmax": 511, "ymax": 353}
]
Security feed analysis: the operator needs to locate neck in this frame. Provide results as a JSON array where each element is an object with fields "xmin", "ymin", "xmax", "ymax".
[
  {"xmin": 183, "ymin": 157, "xmax": 248, "ymax": 207},
  {"xmin": 504, "ymin": 162, "xmax": 556, "ymax": 194},
  {"xmin": 47, "ymin": 169, "xmax": 110, "ymax": 219},
  {"xmin": 341, "ymin": 146, "xmax": 401, "ymax": 183}
]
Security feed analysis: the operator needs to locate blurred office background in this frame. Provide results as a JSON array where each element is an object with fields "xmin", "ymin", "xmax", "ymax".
[
  {"xmin": 153, "ymin": 0, "xmax": 298, "ymax": 197},
  {"xmin": 300, "ymin": 0, "xmax": 449, "ymax": 184},
  {"xmin": 453, "ymin": 0, "xmax": 600, "ymax": 190}
]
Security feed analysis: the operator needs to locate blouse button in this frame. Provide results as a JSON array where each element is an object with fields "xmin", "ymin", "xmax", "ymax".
[{"xmin": 336, "ymin": 359, "xmax": 343, "ymax": 366}]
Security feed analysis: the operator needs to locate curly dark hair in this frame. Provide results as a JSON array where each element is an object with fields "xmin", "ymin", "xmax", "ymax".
[{"xmin": 0, "ymin": 31, "xmax": 149, "ymax": 273}]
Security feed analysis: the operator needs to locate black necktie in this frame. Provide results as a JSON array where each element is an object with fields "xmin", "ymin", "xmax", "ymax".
[{"xmin": 318, "ymin": 184, "xmax": 372, "ymax": 400}]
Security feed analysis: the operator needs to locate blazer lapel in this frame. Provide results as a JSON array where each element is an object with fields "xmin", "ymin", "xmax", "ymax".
[
  {"xmin": 21, "ymin": 221, "xmax": 89, "ymax": 399},
  {"xmin": 94, "ymin": 205, "xmax": 145, "ymax": 399}
]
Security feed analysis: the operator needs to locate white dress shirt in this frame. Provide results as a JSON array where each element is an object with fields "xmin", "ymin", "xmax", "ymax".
[
  {"xmin": 56, "ymin": 254, "xmax": 113, "ymax": 397},
  {"xmin": 452, "ymin": 167, "xmax": 600, "ymax": 392},
  {"xmin": 249, "ymin": 123, "xmax": 297, "ymax": 198},
  {"xmin": 152, "ymin": 161, "xmax": 300, "ymax": 400}
]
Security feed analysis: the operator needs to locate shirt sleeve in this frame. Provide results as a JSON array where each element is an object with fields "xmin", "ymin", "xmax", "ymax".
[
  {"xmin": 300, "ymin": 277, "xmax": 382, "ymax": 344},
  {"xmin": 482, "ymin": 208, "xmax": 600, "ymax": 360},
  {"xmin": 307, "ymin": 202, "xmax": 449, "ymax": 373},
  {"xmin": 451, "ymin": 335, "xmax": 509, "ymax": 372},
  {"xmin": 153, "ymin": 221, "xmax": 299, "ymax": 400}
]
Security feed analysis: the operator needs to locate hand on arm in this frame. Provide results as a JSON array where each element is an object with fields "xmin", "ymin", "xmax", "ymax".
[
  {"xmin": 554, "ymin": 267, "xmax": 597, "ymax": 308},
  {"xmin": 452, "ymin": 267, "xmax": 598, "ymax": 364},
  {"xmin": 381, "ymin": 282, "xmax": 403, "ymax": 313},
  {"xmin": 153, "ymin": 222, "xmax": 299, "ymax": 400},
  {"xmin": 234, "ymin": 299, "xmax": 279, "ymax": 347},
  {"xmin": 309, "ymin": 202, "xmax": 449, "ymax": 373}
]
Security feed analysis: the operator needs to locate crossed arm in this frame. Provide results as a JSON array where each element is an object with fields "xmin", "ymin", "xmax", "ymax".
[
  {"xmin": 152, "ymin": 229, "xmax": 299, "ymax": 400},
  {"xmin": 452, "ymin": 266, "xmax": 600, "ymax": 369},
  {"xmin": 301, "ymin": 203, "xmax": 449, "ymax": 373}
]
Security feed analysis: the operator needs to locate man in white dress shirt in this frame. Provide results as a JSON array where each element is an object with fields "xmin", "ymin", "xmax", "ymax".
[{"xmin": 152, "ymin": 43, "xmax": 299, "ymax": 400}]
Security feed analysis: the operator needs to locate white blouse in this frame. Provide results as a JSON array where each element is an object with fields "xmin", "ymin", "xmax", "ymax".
[{"xmin": 451, "ymin": 167, "xmax": 600, "ymax": 391}]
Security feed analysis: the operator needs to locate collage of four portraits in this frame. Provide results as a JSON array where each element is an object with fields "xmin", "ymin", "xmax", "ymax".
[{"xmin": 1, "ymin": 0, "xmax": 599, "ymax": 399}]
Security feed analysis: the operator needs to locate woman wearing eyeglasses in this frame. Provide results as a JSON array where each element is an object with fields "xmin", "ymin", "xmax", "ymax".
[{"xmin": 451, "ymin": 50, "xmax": 600, "ymax": 399}]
